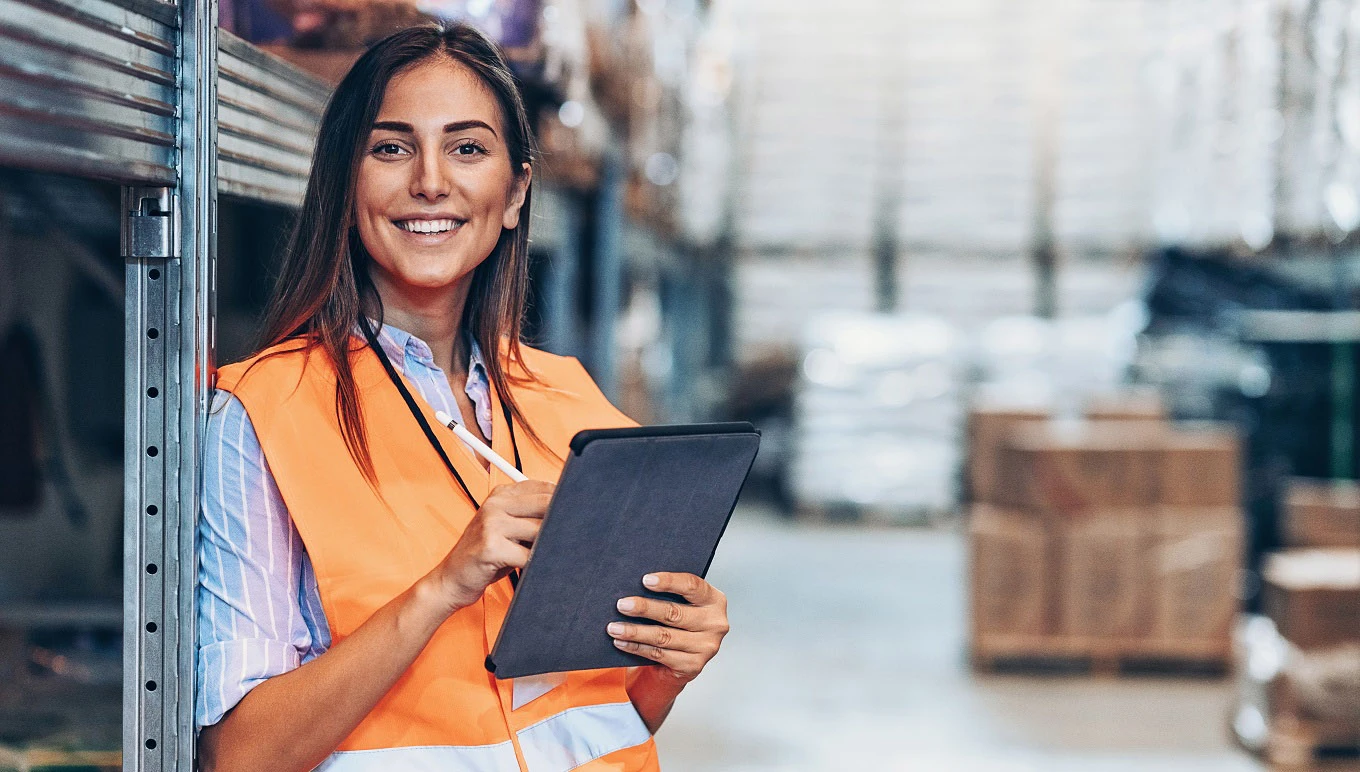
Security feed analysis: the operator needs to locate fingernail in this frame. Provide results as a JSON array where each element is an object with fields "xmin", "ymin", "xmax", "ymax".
[
  {"xmin": 617, "ymin": 598, "xmax": 635, "ymax": 612},
  {"xmin": 613, "ymin": 639, "xmax": 629, "ymax": 649},
  {"xmin": 607, "ymin": 622, "xmax": 625, "ymax": 636},
  {"xmin": 642, "ymin": 574, "xmax": 660, "ymax": 588}
]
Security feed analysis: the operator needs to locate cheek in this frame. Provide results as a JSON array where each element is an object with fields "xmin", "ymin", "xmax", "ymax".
[
  {"xmin": 457, "ymin": 164, "xmax": 514, "ymax": 213},
  {"xmin": 355, "ymin": 163, "xmax": 391, "ymax": 218},
  {"xmin": 353, "ymin": 165, "xmax": 397, "ymax": 249},
  {"xmin": 353, "ymin": 219, "xmax": 399, "ymax": 281}
]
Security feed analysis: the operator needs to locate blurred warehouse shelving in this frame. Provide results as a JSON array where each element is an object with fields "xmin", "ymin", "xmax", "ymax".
[{"xmin": 719, "ymin": 4, "xmax": 1360, "ymax": 760}]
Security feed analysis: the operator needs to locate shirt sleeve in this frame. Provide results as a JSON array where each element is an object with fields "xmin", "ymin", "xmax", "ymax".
[{"xmin": 195, "ymin": 390, "xmax": 330, "ymax": 728}]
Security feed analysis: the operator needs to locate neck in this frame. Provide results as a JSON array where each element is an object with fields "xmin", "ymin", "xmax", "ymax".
[{"xmin": 369, "ymin": 269, "xmax": 472, "ymax": 376}]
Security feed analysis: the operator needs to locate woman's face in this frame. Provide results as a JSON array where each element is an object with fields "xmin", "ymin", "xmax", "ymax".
[{"xmin": 354, "ymin": 56, "xmax": 529, "ymax": 296}]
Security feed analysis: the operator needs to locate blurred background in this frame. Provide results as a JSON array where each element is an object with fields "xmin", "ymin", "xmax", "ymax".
[{"xmin": 1, "ymin": 0, "xmax": 1358, "ymax": 769}]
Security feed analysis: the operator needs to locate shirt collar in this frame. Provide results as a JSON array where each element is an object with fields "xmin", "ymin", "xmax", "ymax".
[
  {"xmin": 366, "ymin": 319, "xmax": 487, "ymax": 377},
  {"xmin": 466, "ymin": 336, "xmax": 488, "ymax": 380}
]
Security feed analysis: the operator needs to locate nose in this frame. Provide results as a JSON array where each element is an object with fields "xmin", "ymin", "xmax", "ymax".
[{"xmin": 410, "ymin": 149, "xmax": 451, "ymax": 201}]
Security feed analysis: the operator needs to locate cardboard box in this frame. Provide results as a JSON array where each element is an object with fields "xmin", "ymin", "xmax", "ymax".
[
  {"xmin": 1285, "ymin": 478, "xmax": 1360, "ymax": 548},
  {"xmin": 1159, "ymin": 423, "xmax": 1241, "ymax": 507},
  {"xmin": 1263, "ymin": 549, "xmax": 1360, "ymax": 649},
  {"xmin": 1056, "ymin": 512, "xmax": 1148, "ymax": 638},
  {"xmin": 969, "ymin": 506, "xmax": 1049, "ymax": 639},
  {"xmin": 1149, "ymin": 507, "xmax": 1243, "ymax": 645},
  {"xmin": 1085, "ymin": 389, "xmax": 1166, "ymax": 423},
  {"xmin": 996, "ymin": 422, "xmax": 1163, "ymax": 515},
  {"xmin": 966, "ymin": 403, "xmax": 1049, "ymax": 505}
]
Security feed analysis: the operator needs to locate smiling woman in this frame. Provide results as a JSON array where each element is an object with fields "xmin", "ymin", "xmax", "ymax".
[
  {"xmin": 250, "ymin": 24, "xmax": 540, "ymax": 472},
  {"xmin": 194, "ymin": 22, "xmax": 730, "ymax": 772}
]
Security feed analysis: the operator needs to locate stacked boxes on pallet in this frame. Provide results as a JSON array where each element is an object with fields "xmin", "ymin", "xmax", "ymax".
[
  {"xmin": 1237, "ymin": 480, "xmax": 1360, "ymax": 764},
  {"xmin": 968, "ymin": 394, "xmax": 1243, "ymax": 669}
]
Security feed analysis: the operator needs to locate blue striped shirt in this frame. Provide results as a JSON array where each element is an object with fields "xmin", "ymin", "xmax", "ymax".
[{"xmin": 195, "ymin": 323, "xmax": 493, "ymax": 729}]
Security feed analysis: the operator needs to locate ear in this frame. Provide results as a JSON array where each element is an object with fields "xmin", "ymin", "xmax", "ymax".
[{"xmin": 502, "ymin": 163, "xmax": 533, "ymax": 230}]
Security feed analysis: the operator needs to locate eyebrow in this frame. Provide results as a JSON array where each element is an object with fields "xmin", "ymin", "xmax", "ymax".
[{"xmin": 369, "ymin": 119, "xmax": 498, "ymax": 137}]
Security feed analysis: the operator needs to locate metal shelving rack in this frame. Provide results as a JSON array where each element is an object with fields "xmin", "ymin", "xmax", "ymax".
[{"xmin": 0, "ymin": 0, "xmax": 331, "ymax": 765}]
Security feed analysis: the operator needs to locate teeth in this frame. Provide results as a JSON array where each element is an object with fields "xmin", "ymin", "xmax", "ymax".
[{"xmin": 398, "ymin": 219, "xmax": 458, "ymax": 234}]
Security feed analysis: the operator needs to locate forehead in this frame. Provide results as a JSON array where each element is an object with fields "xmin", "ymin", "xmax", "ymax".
[{"xmin": 376, "ymin": 57, "xmax": 503, "ymax": 132}]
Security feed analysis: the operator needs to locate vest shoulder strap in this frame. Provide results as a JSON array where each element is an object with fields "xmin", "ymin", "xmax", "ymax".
[{"xmin": 511, "ymin": 345, "xmax": 636, "ymax": 429}]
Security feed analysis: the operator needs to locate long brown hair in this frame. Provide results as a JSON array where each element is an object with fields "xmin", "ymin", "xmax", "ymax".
[{"xmin": 255, "ymin": 22, "xmax": 540, "ymax": 480}]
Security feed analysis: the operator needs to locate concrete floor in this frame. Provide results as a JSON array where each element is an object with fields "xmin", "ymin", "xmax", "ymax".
[{"xmin": 654, "ymin": 508, "xmax": 1350, "ymax": 772}]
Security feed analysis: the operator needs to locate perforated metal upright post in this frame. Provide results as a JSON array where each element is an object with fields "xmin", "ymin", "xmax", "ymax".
[{"xmin": 123, "ymin": 0, "xmax": 217, "ymax": 766}]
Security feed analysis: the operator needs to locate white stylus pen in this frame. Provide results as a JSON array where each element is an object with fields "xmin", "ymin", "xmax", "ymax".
[{"xmin": 434, "ymin": 410, "xmax": 529, "ymax": 482}]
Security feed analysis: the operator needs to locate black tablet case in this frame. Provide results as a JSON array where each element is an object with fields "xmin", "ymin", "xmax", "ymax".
[{"xmin": 486, "ymin": 422, "xmax": 760, "ymax": 679}]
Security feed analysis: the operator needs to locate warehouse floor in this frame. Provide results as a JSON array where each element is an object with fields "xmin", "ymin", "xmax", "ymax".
[{"xmin": 655, "ymin": 507, "xmax": 1355, "ymax": 772}]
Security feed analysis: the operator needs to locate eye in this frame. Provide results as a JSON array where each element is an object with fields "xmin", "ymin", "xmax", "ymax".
[
  {"xmin": 453, "ymin": 141, "xmax": 487, "ymax": 157},
  {"xmin": 370, "ymin": 142, "xmax": 408, "ymax": 157}
]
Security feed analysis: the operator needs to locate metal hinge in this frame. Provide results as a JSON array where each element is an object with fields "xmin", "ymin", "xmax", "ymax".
[{"xmin": 122, "ymin": 186, "xmax": 179, "ymax": 260}]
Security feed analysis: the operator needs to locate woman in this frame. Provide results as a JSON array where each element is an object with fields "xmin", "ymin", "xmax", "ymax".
[{"xmin": 196, "ymin": 23, "xmax": 729, "ymax": 772}]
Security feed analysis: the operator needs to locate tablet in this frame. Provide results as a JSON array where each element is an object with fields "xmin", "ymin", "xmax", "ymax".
[{"xmin": 486, "ymin": 422, "xmax": 760, "ymax": 679}]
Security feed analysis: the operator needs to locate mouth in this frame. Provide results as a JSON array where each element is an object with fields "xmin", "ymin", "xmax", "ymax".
[{"xmin": 393, "ymin": 217, "xmax": 466, "ymax": 235}]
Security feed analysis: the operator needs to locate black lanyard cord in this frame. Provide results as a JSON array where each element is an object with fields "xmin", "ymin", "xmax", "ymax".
[
  {"xmin": 359, "ymin": 317, "xmax": 480, "ymax": 506},
  {"xmin": 358, "ymin": 318, "xmax": 525, "ymax": 588},
  {"xmin": 358, "ymin": 318, "xmax": 526, "ymax": 500}
]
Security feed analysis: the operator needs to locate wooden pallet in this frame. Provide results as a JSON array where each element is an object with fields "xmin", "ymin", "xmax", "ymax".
[{"xmin": 971, "ymin": 633, "xmax": 1231, "ymax": 676}]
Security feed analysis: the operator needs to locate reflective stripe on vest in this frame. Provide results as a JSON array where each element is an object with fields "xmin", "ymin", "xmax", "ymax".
[
  {"xmin": 516, "ymin": 701, "xmax": 651, "ymax": 772},
  {"xmin": 314, "ymin": 741, "xmax": 520, "ymax": 772},
  {"xmin": 312, "ymin": 700, "xmax": 650, "ymax": 772}
]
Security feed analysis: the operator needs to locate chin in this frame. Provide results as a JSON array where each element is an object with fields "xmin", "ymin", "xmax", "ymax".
[
  {"xmin": 369, "ymin": 238, "xmax": 491, "ymax": 292},
  {"xmin": 398, "ymin": 266, "xmax": 468, "ymax": 289}
]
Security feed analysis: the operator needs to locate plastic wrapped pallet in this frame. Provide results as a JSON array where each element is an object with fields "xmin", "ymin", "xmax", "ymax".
[
  {"xmin": 1280, "ymin": 641, "xmax": 1360, "ymax": 725},
  {"xmin": 792, "ymin": 312, "xmax": 963, "ymax": 519},
  {"xmin": 976, "ymin": 313, "xmax": 1140, "ymax": 414},
  {"xmin": 1233, "ymin": 616, "xmax": 1360, "ymax": 765}
]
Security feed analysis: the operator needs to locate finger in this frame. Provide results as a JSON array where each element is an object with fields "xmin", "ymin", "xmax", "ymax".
[
  {"xmin": 492, "ymin": 480, "xmax": 555, "ymax": 498},
  {"xmin": 611, "ymin": 638, "xmax": 701, "ymax": 677},
  {"xmin": 496, "ymin": 516, "xmax": 541, "ymax": 546},
  {"xmin": 490, "ymin": 541, "xmax": 531, "ymax": 571},
  {"xmin": 491, "ymin": 493, "xmax": 554, "ymax": 519},
  {"xmin": 642, "ymin": 572, "xmax": 719, "ymax": 606},
  {"xmin": 606, "ymin": 621, "xmax": 712, "ymax": 655},
  {"xmin": 616, "ymin": 596, "xmax": 705, "ymax": 631}
]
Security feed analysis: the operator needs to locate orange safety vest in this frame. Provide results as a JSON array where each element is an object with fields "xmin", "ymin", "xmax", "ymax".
[{"xmin": 215, "ymin": 338, "xmax": 661, "ymax": 772}]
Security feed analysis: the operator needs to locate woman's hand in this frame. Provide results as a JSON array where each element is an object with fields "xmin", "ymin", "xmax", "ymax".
[
  {"xmin": 608, "ymin": 572, "xmax": 729, "ymax": 684},
  {"xmin": 427, "ymin": 480, "xmax": 554, "ymax": 614}
]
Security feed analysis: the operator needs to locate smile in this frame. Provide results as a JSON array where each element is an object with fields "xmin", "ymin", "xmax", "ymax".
[{"xmin": 395, "ymin": 218, "xmax": 464, "ymax": 234}]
